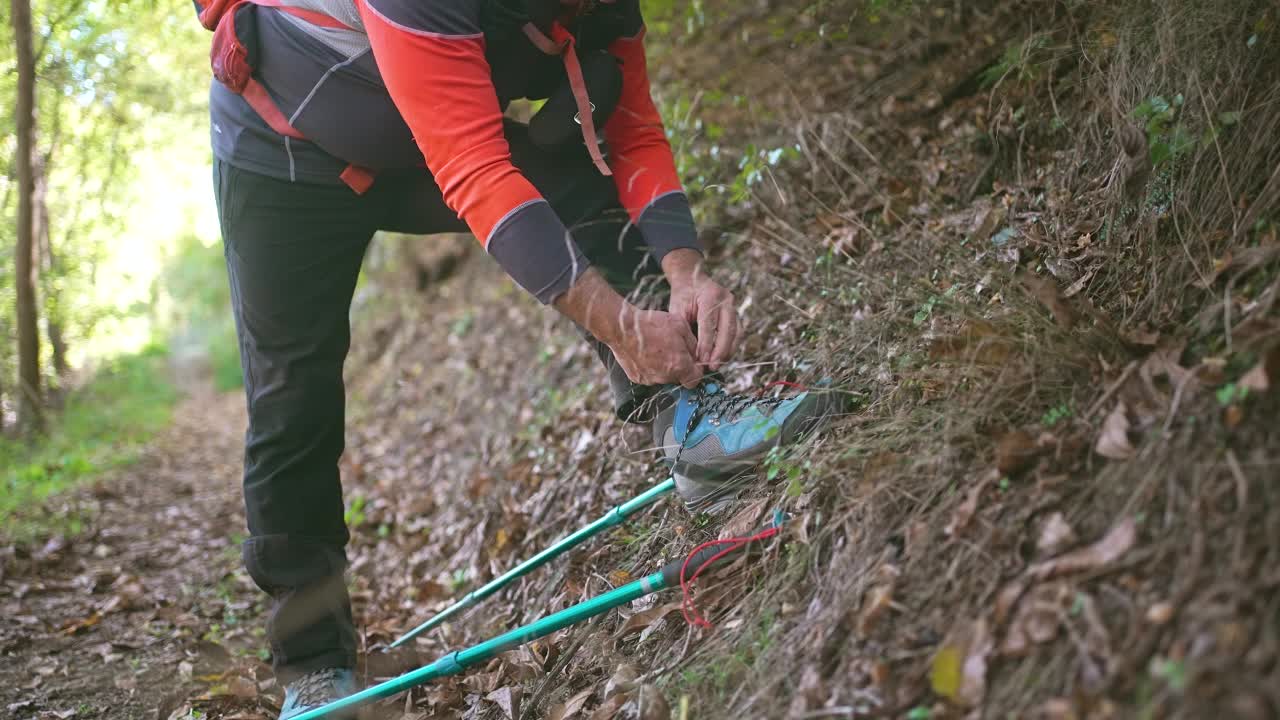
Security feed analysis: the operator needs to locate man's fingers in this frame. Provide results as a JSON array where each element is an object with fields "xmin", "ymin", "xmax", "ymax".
[
  {"xmin": 676, "ymin": 318, "xmax": 698, "ymax": 357},
  {"xmin": 696, "ymin": 299, "xmax": 717, "ymax": 362},
  {"xmin": 710, "ymin": 303, "xmax": 738, "ymax": 369},
  {"xmin": 673, "ymin": 320, "xmax": 701, "ymax": 387},
  {"xmin": 678, "ymin": 356, "xmax": 702, "ymax": 388}
]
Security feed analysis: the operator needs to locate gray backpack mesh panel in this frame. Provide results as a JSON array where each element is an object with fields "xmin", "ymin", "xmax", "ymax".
[
  {"xmin": 277, "ymin": 12, "xmax": 371, "ymax": 59},
  {"xmin": 281, "ymin": 0, "xmax": 364, "ymax": 31}
]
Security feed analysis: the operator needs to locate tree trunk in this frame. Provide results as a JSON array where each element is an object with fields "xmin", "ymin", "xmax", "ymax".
[
  {"xmin": 35, "ymin": 153, "xmax": 69, "ymax": 398},
  {"xmin": 12, "ymin": 0, "xmax": 44, "ymax": 435}
]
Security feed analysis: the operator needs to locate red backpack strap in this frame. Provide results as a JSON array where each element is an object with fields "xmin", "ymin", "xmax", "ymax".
[
  {"xmin": 522, "ymin": 22, "xmax": 612, "ymax": 177},
  {"xmin": 205, "ymin": 0, "xmax": 375, "ymax": 193},
  {"xmin": 196, "ymin": 0, "xmax": 239, "ymax": 30},
  {"xmin": 241, "ymin": 79, "xmax": 306, "ymax": 139}
]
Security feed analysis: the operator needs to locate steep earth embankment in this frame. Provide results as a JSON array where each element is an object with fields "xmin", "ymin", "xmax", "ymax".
[{"xmin": 4, "ymin": 2, "xmax": 1279, "ymax": 719}]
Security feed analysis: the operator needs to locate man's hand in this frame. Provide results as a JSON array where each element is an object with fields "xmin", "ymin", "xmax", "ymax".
[
  {"xmin": 554, "ymin": 269, "xmax": 702, "ymax": 388},
  {"xmin": 609, "ymin": 307, "xmax": 702, "ymax": 387},
  {"xmin": 662, "ymin": 249, "xmax": 738, "ymax": 372}
]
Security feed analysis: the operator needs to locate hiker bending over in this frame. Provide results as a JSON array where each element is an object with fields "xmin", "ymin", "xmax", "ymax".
[{"xmin": 196, "ymin": 0, "xmax": 837, "ymax": 714}]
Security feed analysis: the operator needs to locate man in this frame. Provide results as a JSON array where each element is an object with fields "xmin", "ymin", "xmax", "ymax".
[{"xmin": 198, "ymin": 0, "xmax": 837, "ymax": 715}]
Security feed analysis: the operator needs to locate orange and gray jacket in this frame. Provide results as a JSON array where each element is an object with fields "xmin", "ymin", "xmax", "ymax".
[{"xmin": 196, "ymin": 0, "xmax": 700, "ymax": 303}]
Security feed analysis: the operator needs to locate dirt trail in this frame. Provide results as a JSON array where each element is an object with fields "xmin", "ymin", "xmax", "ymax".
[
  {"xmin": 5, "ymin": 2, "xmax": 1280, "ymax": 719},
  {"xmin": 0, "ymin": 389, "xmax": 282, "ymax": 720}
]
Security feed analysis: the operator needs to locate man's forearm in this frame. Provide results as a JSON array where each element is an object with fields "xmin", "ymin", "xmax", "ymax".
[{"xmin": 553, "ymin": 268, "xmax": 626, "ymax": 345}]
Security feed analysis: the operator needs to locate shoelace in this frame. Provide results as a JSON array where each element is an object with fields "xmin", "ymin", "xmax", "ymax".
[
  {"xmin": 686, "ymin": 381, "xmax": 803, "ymax": 430},
  {"xmin": 290, "ymin": 668, "xmax": 347, "ymax": 706}
]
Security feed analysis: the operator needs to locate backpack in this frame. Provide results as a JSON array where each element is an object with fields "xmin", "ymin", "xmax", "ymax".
[{"xmin": 194, "ymin": 0, "xmax": 628, "ymax": 191}]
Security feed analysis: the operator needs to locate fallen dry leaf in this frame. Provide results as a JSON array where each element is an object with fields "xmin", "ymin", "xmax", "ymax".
[
  {"xmin": 59, "ymin": 611, "xmax": 102, "ymax": 636},
  {"xmin": 547, "ymin": 689, "xmax": 593, "ymax": 720},
  {"xmin": 1146, "ymin": 601, "xmax": 1174, "ymax": 625},
  {"xmin": 1239, "ymin": 347, "xmax": 1279, "ymax": 393},
  {"xmin": 1094, "ymin": 403, "xmax": 1136, "ymax": 460},
  {"xmin": 789, "ymin": 664, "xmax": 826, "ymax": 716},
  {"xmin": 226, "ymin": 675, "xmax": 257, "ymax": 699},
  {"xmin": 1140, "ymin": 342, "xmax": 1196, "ymax": 389},
  {"xmin": 1036, "ymin": 513, "xmax": 1076, "ymax": 557},
  {"xmin": 1029, "ymin": 518, "xmax": 1137, "ymax": 582},
  {"xmin": 927, "ymin": 319, "xmax": 1013, "ymax": 365},
  {"xmin": 905, "ymin": 520, "xmax": 930, "ymax": 558},
  {"xmin": 1001, "ymin": 582, "xmax": 1068, "ymax": 656},
  {"xmin": 996, "ymin": 429, "xmax": 1040, "ymax": 475},
  {"xmin": 931, "ymin": 616, "xmax": 992, "ymax": 707},
  {"xmin": 1074, "ymin": 593, "xmax": 1113, "ymax": 692},
  {"xmin": 1120, "ymin": 326, "xmax": 1160, "ymax": 346},
  {"xmin": 635, "ymin": 684, "xmax": 670, "ymax": 720},
  {"xmin": 463, "ymin": 669, "xmax": 504, "ymax": 695},
  {"xmin": 946, "ymin": 470, "xmax": 997, "ymax": 538},
  {"xmin": 996, "ymin": 518, "xmax": 1137, "ymax": 627},
  {"xmin": 1019, "ymin": 271, "xmax": 1076, "ymax": 329},
  {"xmin": 1038, "ymin": 698, "xmax": 1079, "ymax": 720},
  {"xmin": 858, "ymin": 581, "xmax": 895, "ymax": 635},
  {"xmin": 485, "ymin": 686, "xmax": 520, "ymax": 720},
  {"xmin": 1239, "ymin": 363, "xmax": 1270, "ymax": 392},
  {"xmin": 719, "ymin": 498, "xmax": 769, "ymax": 540},
  {"xmin": 588, "ymin": 693, "xmax": 629, "ymax": 720},
  {"xmin": 930, "ymin": 645, "xmax": 962, "ymax": 701},
  {"xmin": 114, "ymin": 673, "xmax": 138, "ymax": 692},
  {"xmin": 616, "ymin": 601, "xmax": 682, "ymax": 642},
  {"xmin": 604, "ymin": 663, "xmax": 640, "ymax": 699},
  {"xmin": 1116, "ymin": 123, "xmax": 1152, "ymax": 203}
]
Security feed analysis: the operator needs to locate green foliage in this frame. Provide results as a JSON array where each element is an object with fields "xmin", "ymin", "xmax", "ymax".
[
  {"xmin": 981, "ymin": 35, "xmax": 1049, "ymax": 88},
  {"xmin": 1041, "ymin": 402, "xmax": 1073, "ymax": 427},
  {"xmin": 1151, "ymin": 657, "xmax": 1188, "ymax": 692},
  {"xmin": 1, "ymin": 0, "xmax": 212, "ymax": 416},
  {"xmin": 1215, "ymin": 382, "xmax": 1248, "ymax": 407},
  {"xmin": 155, "ymin": 233, "xmax": 243, "ymax": 391},
  {"xmin": 1133, "ymin": 94, "xmax": 1195, "ymax": 167},
  {"xmin": 0, "ymin": 344, "xmax": 178, "ymax": 531},
  {"xmin": 913, "ymin": 285, "xmax": 959, "ymax": 326},
  {"xmin": 731, "ymin": 144, "xmax": 801, "ymax": 202},
  {"xmin": 449, "ymin": 568, "xmax": 469, "ymax": 593},
  {"xmin": 344, "ymin": 493, "xmax": 367, "ymax": 528},
  {"xmin": 763, "ymin": 445, "xmax": 810, "ymax": 498}
]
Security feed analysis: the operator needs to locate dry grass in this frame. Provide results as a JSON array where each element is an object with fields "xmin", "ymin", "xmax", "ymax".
[{"xmin": 332, "ymin": 1, "xmax": 1280, "ymax": 718}]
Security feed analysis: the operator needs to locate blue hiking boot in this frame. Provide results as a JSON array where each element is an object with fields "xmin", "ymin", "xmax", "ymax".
[
  {"xmin": 279, "ymin": 668, "xmax": 357, "ymax": 719},
  {"xmin": 652, "ymin": 382, "xmax": 843, "ymax": 513}
]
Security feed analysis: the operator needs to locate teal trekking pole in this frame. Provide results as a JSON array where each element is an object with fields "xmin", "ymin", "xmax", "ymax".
[
  {"xmin": 390, "ymin": 478, "xmax": 677, "ymax": 648},
  {"xmin": 291, "ymin": 523, "xmax": 780, "ymax": 720}
]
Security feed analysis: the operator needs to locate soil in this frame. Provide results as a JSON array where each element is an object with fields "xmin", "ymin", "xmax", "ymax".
[
  {"xmin": 0, "ymin": 390, "xmax": 272, "ymax": 720},
  {"xmin": 5, "ymin": 1, "xmax": 1280, "ymax": 719}
]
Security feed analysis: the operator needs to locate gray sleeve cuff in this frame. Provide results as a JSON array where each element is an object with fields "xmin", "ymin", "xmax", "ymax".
[
  {"xmin": 486, "ymin": 200, "xmax": 591, "ymax": 304},
  {"xmin": 636, "ymin": 192, "xmax": 701, "ymax": 262}
]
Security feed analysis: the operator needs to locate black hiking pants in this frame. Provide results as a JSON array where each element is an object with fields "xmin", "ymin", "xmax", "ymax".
[{"xmin": 214, "ymin": 122, "xmax": 667, "ymax": 682}]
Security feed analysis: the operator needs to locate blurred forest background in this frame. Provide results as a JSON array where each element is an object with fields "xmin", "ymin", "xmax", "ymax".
[{"xmin": 2, "ymin": 0, "xmax": 237, "ymax": 522}]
